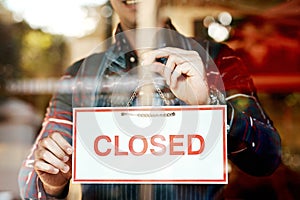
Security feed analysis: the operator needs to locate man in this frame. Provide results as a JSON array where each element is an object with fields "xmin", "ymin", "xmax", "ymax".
[{"xmin": 18, "ymin": 0, "xmax": 281, "ymax": 199}]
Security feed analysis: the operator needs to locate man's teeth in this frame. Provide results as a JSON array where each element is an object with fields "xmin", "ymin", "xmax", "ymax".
[{"xmin": 122, "ymin": 0, "xmax": 139, "ymax": 5}]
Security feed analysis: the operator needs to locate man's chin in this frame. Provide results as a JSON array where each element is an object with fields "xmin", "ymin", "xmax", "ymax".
[{"xmin": 127, "ymin": 22, "xmax": 137, "ymax": 30}]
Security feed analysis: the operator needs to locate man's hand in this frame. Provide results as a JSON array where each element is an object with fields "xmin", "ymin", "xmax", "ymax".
[
  {"xmin": 33, "ymin": 132, "xmax": 73, "ymax": 196},
  {"xmin": 142, "ymin": 47, "xmax": 209, "ymax": 105}
]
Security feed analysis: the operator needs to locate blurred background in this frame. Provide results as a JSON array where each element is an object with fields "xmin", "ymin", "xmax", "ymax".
[{"xmin": 0, "ymin": 0, "xmax": 299, "ymax": 199}]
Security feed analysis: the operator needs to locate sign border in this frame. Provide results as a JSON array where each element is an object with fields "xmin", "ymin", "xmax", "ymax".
[{"xmin": 72, "ymin": 105, "xmax": 227, "ymax": 184}]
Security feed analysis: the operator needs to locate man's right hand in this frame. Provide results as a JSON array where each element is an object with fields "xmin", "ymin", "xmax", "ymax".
[{"xmin": 33, "ymin": 132, "xmax": 73, "ymax": 196}]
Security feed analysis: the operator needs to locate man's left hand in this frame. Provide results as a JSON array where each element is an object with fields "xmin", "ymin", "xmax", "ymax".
[{"xmin": 142, "ymin": 47, "xmax": 209, "ymax": 105}]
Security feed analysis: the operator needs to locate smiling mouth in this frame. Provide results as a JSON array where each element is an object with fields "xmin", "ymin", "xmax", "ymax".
[{"xmin": 121, "ymin": 0, "xmax": 141, "ymax": 5}]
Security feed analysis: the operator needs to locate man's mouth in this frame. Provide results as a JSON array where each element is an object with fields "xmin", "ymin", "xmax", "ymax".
[{"xmin": 121, "ymin": 0, "xmax": 141, "ymax": 5}]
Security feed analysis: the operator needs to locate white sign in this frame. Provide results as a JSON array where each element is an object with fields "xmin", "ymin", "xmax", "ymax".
[{"xmin": 72, "ymin": 106, "xmax": 227, "ymax": 184}]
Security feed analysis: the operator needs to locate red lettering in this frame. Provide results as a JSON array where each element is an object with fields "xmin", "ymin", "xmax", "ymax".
[
  {"xmin": 94, "ymin": 135, "xmax": 111, "ymax": 156},
  {"xmin": 188, "ymin": 134, "xmax": 205, "ymax": 155},
  {"xmin": 94, "ymin": 134, "xmax": 205, "ymax": 157},
  {"xmin": 150, "ymin": 135, "xmax": 166, "ymax": 156},
  {"xmin": 115, "ymin": 136, "xmax": 128, "ymax": 156},
  {"xmin": 129, "ymin": 135, "xmax": 148, "ymax": 156},
  {"xmin": 169, "ymin": 135, "xmax": 184, "ymax": 155}
]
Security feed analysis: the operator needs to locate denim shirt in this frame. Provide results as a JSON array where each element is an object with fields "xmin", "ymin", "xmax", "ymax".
[{"xmin": 18, "ymin": 22, "xmax": 281, "ymax": 200}]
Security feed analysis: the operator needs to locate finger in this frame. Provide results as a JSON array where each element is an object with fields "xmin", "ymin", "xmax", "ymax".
[
  {"xmin": 34, "ymin": 160, "xmax": 59, "ymax": 174},
  {"xmin": 164, "ymin": 55, "xmax": 178, "ymax": 85},
  {"xmin": 36, "ymin": 148, "xmax": 70, "ymax": 173},
  {"xmin": 170, "ymin": 63, "xmax": 191, "ymax": 88},
  {"xmin": 51, "ymin": 132, "xmax": 73, "ymax": 155},
  {"xmin": 141, "ymin": 49, "xmax": 170, "ymax": 66},
  {"xmin": 141, "ymin": 52, "xmax": 156, "ymax": 66},
  {"xmin": 142, "ymin": 47, "xmax": 198, "ymax": 65},
  {"xmin": 151, "ymin": 47, "xmax": 192, "ymax": 63},
  {"xmin": 39, "ymin": 137, "xmax": 69, "ymax": 162},
  {"xmin": 148, "ymin": 61, "xmax": 175, "ymax": 87},
  {"xmin": 149, "ymin": 62, "xmax": 165, "ymax": 76}
]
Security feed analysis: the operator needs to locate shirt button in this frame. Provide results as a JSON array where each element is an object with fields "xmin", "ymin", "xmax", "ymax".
[{"xmin": 130, "ymin": 56, "xmax": 136, "ymax": 63}]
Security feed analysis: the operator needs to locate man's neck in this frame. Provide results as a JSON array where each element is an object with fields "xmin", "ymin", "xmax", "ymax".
[{"xmin": 119, "ymin": 18, "xmax": 175, "ymax": 49}]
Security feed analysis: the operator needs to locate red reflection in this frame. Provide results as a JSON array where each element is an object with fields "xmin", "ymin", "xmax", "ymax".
[{"xmin": 226, "ymin": 0, "xmax": 300, "ymax": 92}]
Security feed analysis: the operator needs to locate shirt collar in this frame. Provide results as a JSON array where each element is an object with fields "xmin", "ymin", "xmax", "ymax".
[{"xmin": 108, "ymin": 20, "xmax": 177, "ymax": 71}]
